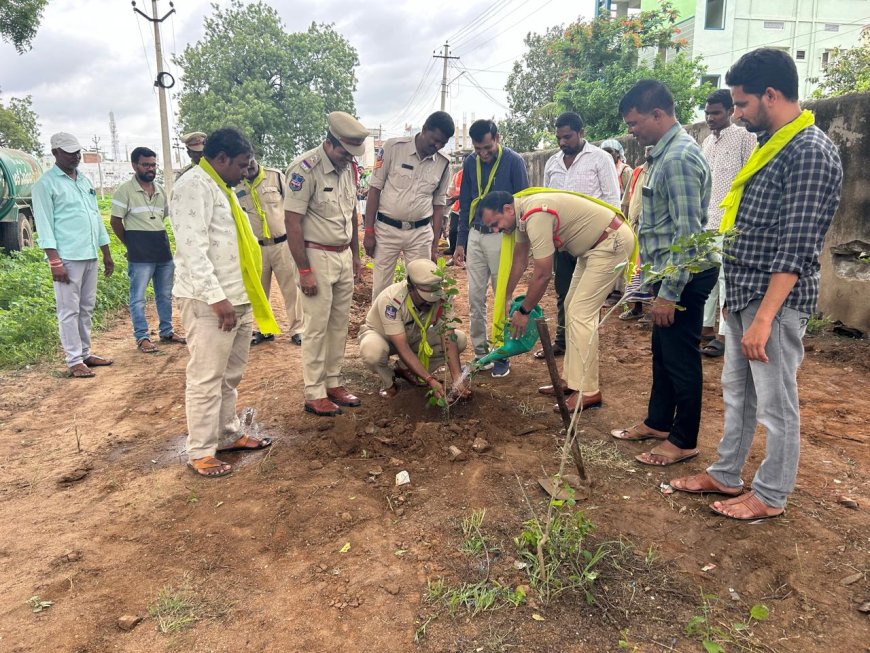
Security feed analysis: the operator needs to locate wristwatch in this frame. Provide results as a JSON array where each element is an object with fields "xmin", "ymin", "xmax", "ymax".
[{"xmin": 517, "ymin": 304, "xmax": 531, "ymax": 316}]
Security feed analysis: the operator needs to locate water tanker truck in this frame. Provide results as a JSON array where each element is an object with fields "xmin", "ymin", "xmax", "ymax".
[{"xmin": 0, "ymin": 147, "xmax": 43, "ymax": 252}]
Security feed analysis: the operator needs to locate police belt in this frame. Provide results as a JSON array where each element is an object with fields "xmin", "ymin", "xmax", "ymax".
[
  {"xmin": 258, "ymin": 234, "xmax": 287, "ymax": 246},
  {"xmin": 304, "ymin": 240, "xmax": 350, "ymax": 252},
  {"xmin": 377, "ymin": 212, "xmax": 431, "ymax": 230}
]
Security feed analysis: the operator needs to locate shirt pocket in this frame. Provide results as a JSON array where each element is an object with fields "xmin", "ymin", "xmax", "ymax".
[
  {"xmin": 260, "ymin": 187, "xmax": 282, "ymax": 210},
  {"xmin": 390, "ymin": 168, "xmax": 414, "ymax": 191}
]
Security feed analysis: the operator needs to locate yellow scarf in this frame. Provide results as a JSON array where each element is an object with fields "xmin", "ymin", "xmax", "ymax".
[
  {"xmin": 468, "ymin": 145, "xmax": 503, "ymax": 225},
  {"xmin": 199, "ymin": 158, "xmax": 281, "ymax": 335},
  {"xmin": 405, "ymin": 293, "xmax": 436, "ymax": 369},
  {"xmin": 243, "ymin": 164, "xmax": 270, "ymax": 239},
  {"xmin": 491, "ymin": 187, "xmax": 639, "ymax": 347},
  {"xmin": 719, "ymin": 110, "xmax": 815, "ymax": 233}
]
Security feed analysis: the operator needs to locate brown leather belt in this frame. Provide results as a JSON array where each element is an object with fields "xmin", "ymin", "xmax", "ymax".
[
  {"xmin": 593, "ymin": 215, "xmax": 623, "ymax": 248},
  {"xmin": 304, "ymin": 240, "xmax": 350, "ymax": 252}
]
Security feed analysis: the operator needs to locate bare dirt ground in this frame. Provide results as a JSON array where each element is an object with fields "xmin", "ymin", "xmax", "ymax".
[{"xmin": 0, "ymin": 264, "xmax": 868, "ymax": 653}]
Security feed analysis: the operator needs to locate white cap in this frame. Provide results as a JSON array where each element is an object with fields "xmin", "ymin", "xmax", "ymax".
[{"xmin": 50, "ymin": 132, "xmax": 82, "ymax": 153}]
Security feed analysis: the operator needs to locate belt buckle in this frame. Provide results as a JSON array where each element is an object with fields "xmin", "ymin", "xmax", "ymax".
[{"xmin": 402, "ymin": 221, "xmax": 412, "ymax": 231}]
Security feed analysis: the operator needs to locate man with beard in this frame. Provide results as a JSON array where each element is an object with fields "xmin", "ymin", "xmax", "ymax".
[
  {"xmin": 539, "ymin": 112, "xmax": 620, "ymax": 359},
  {"xmin": 452, "ymin": 119, "xmax": 528, "ymax": 378},
  {"xmin": 284, "ymin": 112, "xmax": 368, "ymax": 417},
  {"xmin": 111, "ymin": 146, "xmax": 186, "ymax": 353},
  {"xmin": 671, "ymin": 49, "xmax": 842, "ymax": 520}
]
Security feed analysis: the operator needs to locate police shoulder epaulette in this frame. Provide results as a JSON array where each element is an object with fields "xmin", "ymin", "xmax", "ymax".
[{"xmin": 299, "ymin": 152, "xmax": 321, "ymax": 172}]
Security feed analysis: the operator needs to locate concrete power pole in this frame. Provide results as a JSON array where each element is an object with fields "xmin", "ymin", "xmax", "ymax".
[
  {"xmin": 133, "ymin": 0, "xmax": 176, "ymax": 196},
  {"xmin": 434, "ymin": 42, "xmax": 459, "ymax": 112},
  {"xmin": 91, "ymin": 135, "xmax": 105, "ymax": 199}
]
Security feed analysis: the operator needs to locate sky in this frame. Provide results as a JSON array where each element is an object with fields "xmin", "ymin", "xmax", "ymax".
[{"xmin": 0, "ymin": 0, "xmax": 596, "ymax": 162}]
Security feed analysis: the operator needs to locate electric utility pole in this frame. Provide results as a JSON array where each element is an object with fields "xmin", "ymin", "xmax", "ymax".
[
  {"xmin": 133, "ymin": 0, "xmax": 176, "ymax": 196},
  {"xmin": 434, "ymin": 42, "xmax": 460, "ymax": 112}
]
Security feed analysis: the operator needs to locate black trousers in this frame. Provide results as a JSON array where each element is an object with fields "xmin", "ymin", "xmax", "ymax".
[
  {"xmin": 645, "ymin": 267, "xmax": 718, "ymax": 449},
  {"xmin": 446, "ymin": 212, "xmax": 460, "ymax": 254},
  {"xmin": 553, "ymin": 250, "xmax": 577, "ymax": 350}
]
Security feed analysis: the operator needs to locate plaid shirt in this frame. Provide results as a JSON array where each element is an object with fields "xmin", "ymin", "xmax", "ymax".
[
  {"xmin": 724, "ymin": 124, "xmax": 842, "ymax": 315},
  {"xmin": 640, "ymin": 123, "xmax": 714, "ymax": 301}
]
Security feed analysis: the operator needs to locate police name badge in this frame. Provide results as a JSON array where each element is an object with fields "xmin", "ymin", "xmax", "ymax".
[{"xmin": 289, "ymin": 173, "xmax": 305, "ymax": 192}]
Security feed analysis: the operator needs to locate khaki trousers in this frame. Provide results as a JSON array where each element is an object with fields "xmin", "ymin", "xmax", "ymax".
[
  {"xmin": 301, "ymin": 247, "xmax": 354, "ymax": 400},
  {"xmin": 563, "ymin": 223, "xmax": 633, "ymax": 394},
  {"xmin": 371, "ymin": 219, "xmax": 433, "ymax": 300},
  {"xmin": 179, "ymin": 298, "xmax": 253, "ymax": 461},
  {"xmin": 261, "ymin": 243, "xmax": 304, "ymax": 336},
  {"xmin": 358, "ymin": 327, "xmax": 467, "ymax": 389}
]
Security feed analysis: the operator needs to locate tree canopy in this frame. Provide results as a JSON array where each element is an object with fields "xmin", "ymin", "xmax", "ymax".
[
  {"xmin": 175, "ymin": 0, "xmax": 359, "ymax": 166},
  {"xmin": 811, "ymin": 32, "xmax": 870, "ymax": 99},
  {"xmin": 0, "ymin": 0, "xmax": 47, "ymax": 53},
  {"xmin": 0, "ymin": 92, "xmax": 42, "ymax": 156},
  {"xmin": 502, "ymin": 2, "xmax": 711, "ymax": 151}
]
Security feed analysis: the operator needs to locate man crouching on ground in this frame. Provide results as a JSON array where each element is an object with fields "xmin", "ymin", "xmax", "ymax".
[
  {"xmin": 359, "ymin": 259, "xmax": 471, "ymax": 403},
  {"xmin": 170, "ymin": 127, "xmax": 279, "ymax": 478}
]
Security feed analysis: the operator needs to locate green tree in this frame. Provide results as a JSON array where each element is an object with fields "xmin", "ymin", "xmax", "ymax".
[
  {"xmin": 175, "ymin": 0, "xmax": 359, "ymax": 166},
  {"xmin": 0, "ymin": 0, "xmax": 48, "ymax": 53},
  {"xmin": 0, "ymin": 92, "xmax": 42, "ymax": 156},
  {"xmin": 500, "ymin": 26, "xmax": 565, "ymax": 152},
  {"xmin": 811, "ymin": 33, "xmax": 870, "ymax": 98},
  {"xmin": 503, "ymin": 2, "xmax": 711, "ymax": 147}
]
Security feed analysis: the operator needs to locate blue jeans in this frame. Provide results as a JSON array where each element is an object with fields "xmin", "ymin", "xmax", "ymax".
[
  {"xmin": 707, "ymin": 299, "xmax": 809, "ymax": 508},
  {"xmin": 128, "ymin": 260, "xmax": 175, "ymax": 342}
]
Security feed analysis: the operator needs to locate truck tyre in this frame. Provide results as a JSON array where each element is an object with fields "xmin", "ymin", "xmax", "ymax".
[{"xmin": 0, "ymin": 214, "xmax": 34, "ymax": 252}]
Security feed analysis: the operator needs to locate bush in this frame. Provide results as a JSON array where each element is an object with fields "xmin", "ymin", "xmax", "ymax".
[{"xmin": 0, "ymin": 210, "xmax": 131, "ymax": 369}]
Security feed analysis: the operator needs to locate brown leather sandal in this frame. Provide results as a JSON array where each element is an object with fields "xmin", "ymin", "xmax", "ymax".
[
  {"xmin": 187, "ymin": 456, "xmax": 233, "ymax": 478},
  {"xmin": 137, "ymin": 338, "xmax": 158, "ymax": 354}
]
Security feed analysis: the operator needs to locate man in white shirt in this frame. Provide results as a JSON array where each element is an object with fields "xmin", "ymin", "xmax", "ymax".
[
  {"xmin": 540, "ymin": 111, "xmax": 621, "ymax": 359},
  {"xmin": 699, "ymin": 89, "xmax": 756, "ymax": 357},
  {"xmin": 171, "ymin": 128, "xmax": 273, "ymax": 478}
]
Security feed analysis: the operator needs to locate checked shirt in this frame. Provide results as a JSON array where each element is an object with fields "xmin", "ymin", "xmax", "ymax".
[
  {"xmin": 639, "ymin": 123, "xmax": 715, "ymax": 301},
  {"xmin": 723, "ymin": 124, "xmax": 842, "ymax": 315}
]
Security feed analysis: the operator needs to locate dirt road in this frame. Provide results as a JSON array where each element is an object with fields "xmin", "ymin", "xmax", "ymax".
[{"xmin": 0, "ymin": 269, "xmax": 867, "ymax": 652}]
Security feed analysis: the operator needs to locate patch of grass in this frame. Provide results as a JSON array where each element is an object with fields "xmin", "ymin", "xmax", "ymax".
[
  {"xmin": 147, "ymin": 574, "xmax": 232, "ymax": 634},
  {"xmin": 0, "ymin": 206, "xmax": 132, "ymax": 369},
  {"xmin": 805, "ymin": 313, "xmax": 832, "ymax": 336},
  {"xmin": 685, "ymin": 593, "xmax": 771, "ymax": 653},
  {"xmin": 459, "ymin": 508, "xmax": 488, "ymax": 556},
  {"xmin": 427, "ymin": 579, "xmax": 526, "ymax": 617},
  {"xmin": 148, "ymin": 580, "xmax": 202, "ymax": 633},
  {"xmin": 514, "ymin": 506, "xmax": 608, "ymax": 605}
]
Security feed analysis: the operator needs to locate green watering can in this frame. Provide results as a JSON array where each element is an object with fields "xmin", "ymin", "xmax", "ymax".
[{"xmin": 473, "ymin": 295, "xmax": 543, "ymax": 369}]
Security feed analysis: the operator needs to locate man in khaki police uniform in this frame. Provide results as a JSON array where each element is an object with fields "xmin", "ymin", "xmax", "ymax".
[
  {"xmin": 236, "ymin": 159, "xmax": 304, "ymax": 346},
  {"xmin": 359, "ymin": 259, "xmax": 471, "ymax": 401},
  {"xmin": 363, "ymin": 111, "xmax": 455, "ymax": 300},
  {"xmin": 175, "ymin": 132, "xmax": 206, "ymax": 180},
  {"xmin": 480, "ymin": 189, "xmax": 634, "ymax": 414},
  {"xmin": 284, "ymin": 112, "xmax": 367, "ymax": 417}
]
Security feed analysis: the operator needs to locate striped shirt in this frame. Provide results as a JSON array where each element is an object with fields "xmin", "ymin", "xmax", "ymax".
[
  {"xmin": 701, "ymin": 124, "xmax": 756, "ymax": 231},
  {"xmin": 111, "ymin": 177, "xmax": 171, "ymax": 262},
  {"xmin": 724, "ymin": 124, "xmax": 842, "ymax": 315},
  {"xmin": 640, "ymin": 123, "xmax": 715, "ymax": 301}
]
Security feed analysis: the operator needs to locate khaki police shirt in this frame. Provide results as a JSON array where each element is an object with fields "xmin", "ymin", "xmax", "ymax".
[
  {"xmin": 369, "ymin": 135, "xmax": 451, "ymax": 221},
  {"xmin": 175, "ymin": 163, "xmax": 194, "ymax": 181},
  {"xmin": 361, "ymin": 281, "xmax": 449, "ymax": 338},
  {"xmin": 514, "ymin": 193, "xmax": 615, "ymax": 260},
  {"xmin": 235, "ymin": 167, "xmax": 286, "ymax": 240},
  {"xmin": 283, "ymin": 144, "xmax": 356, "ymax": 246}
]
